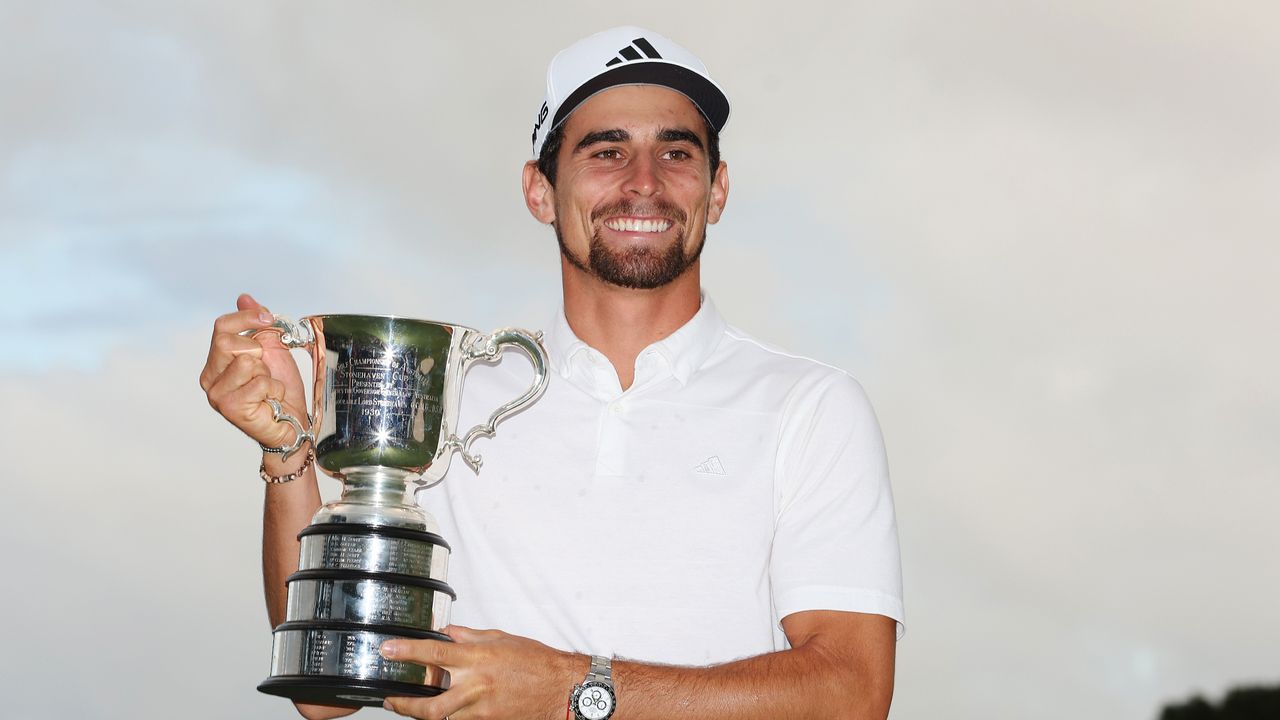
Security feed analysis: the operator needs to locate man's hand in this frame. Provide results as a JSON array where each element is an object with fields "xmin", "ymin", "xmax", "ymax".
[
  {"xmin": 199, "ymin": 293, "xmax": 309, "ymax": 457},
  {"xmin": 381, "ymin": 626, "xmax": 583, "ymax": 720}
]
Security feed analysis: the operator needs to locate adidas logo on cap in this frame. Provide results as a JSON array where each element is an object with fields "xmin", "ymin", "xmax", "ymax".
[{"xmin": 605, "ymin": 37, "xmax": 663, "ymax": 67}]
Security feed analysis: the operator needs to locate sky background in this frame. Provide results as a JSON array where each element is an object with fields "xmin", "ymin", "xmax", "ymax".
[{"xmin": 2, "ymin": 1, "xmax": 1277, "ymax": 718}]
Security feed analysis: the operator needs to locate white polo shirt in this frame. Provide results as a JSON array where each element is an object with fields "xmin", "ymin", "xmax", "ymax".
[{"xmin": 418, "ymin": 296, "xmax": 904, "ymax": 665}]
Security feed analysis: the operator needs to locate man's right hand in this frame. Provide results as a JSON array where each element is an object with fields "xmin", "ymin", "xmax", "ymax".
[
  {"xmin": 199, "ymin": 293, "xmax": 309, "ymax": 457},
  {"xmin": 203, "ymin": 299, "xmax": 358, "ymax": 720}
]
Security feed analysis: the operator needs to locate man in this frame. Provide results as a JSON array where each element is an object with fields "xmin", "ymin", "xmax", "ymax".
[{"xmin": 200, "ymin": 27, "xmax": 903, "ymax": 720}]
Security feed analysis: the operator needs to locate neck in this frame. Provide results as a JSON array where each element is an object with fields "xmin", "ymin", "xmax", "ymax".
[{"xmin": 561, "ymin": 257, "xmax": 702, "ymax": 391}]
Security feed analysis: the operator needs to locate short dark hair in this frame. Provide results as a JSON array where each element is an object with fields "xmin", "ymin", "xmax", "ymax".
[{"xmin": 536, "ymin": 114, "xmax": 721, "ymax": 187}]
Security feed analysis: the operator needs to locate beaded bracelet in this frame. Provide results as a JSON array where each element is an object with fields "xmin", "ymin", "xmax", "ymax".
[{"xmin": 260, "ymin": 447, "xmax": 316, "ymax": 484}]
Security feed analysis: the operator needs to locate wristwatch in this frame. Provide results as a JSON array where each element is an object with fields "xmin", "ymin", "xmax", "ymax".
[{"xmin": 570, "ymin": 655, "xmax": 616, "ymax": 720}]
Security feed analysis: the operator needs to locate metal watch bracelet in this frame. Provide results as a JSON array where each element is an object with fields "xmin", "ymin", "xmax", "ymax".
[{"xmin": 586, "ymin": 655, "xmax": 612, "ymax": 684}]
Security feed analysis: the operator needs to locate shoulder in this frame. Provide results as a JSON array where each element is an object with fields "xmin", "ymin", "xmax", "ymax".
[{"xmin": 710, "ymin": 322, "xmax": 874, "ymax": 410}]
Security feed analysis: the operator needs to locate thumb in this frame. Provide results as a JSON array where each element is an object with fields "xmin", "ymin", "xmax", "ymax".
[
  {"xmin": 237, "ymin": 292, "xmax": 264, "ymax": 312},
  {"xmin": 237, "ymin": 293, "xmax": 287, "ymax": 353}
]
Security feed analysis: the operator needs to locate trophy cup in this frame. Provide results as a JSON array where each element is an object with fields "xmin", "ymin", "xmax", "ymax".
[{"xmin": 246, "ymin": 314, "xmax": 548, "ymax": 707}]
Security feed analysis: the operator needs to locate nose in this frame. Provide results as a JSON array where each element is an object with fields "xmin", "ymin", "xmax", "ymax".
[{"xmin": 622, "ymin": 154, "xmax": 662, "ymax": 197}]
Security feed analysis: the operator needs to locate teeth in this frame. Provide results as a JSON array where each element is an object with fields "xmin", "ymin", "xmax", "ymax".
[{"xmin": 605, "ymin": 218, "xmax": 671, "ymax": 233}]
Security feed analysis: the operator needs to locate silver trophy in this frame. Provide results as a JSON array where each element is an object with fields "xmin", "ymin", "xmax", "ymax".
[{"xmin": 247, "ymin": 314, "xmax": 548, "ymax": 707}]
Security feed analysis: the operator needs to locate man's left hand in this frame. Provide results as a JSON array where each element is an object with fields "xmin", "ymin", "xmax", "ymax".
[{"xmin": 381, "ymin": 625, "xmax": 583, "ymax": 720}]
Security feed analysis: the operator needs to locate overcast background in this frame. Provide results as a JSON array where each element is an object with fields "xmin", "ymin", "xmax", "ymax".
[{"xmin": 2, "ymin": 1, "xmax": 1277, "ymax": 718}]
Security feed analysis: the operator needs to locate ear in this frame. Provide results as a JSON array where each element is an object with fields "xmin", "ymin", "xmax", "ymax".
[
  {"xmin": 522, "ymin": 160, "xmax": 556, "ymax": 224},
  {"xmin": 707, "ymin": 161, "xmax": 729, "ymax": 224}
]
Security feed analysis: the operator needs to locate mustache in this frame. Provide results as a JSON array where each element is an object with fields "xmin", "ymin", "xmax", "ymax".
[{"xmin": 590, "ymin": 199, "xmax": 687, "ymax": 225}]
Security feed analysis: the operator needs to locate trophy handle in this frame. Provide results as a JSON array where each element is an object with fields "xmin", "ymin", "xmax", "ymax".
[
  {"xmin": 240, "ymin": 316, "xmax": 317, "ymax": 460},
  {"xmin": 448, "ymin": 328, "xmax": 550, "ymax": 472}
]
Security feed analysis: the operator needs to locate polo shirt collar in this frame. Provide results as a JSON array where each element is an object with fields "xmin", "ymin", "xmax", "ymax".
[{"xmin": 544, "ymin": 293, "xmax": 727, "ymax": 386}]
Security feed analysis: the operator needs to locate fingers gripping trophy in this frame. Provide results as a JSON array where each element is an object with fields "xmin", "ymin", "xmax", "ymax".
[{"xmin": 239, "ymin": 312, "xmax": 549, "ymax": 707}]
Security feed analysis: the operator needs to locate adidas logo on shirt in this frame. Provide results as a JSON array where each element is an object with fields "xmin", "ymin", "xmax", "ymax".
[
  {"xmin": 693, "ymin": 456, "xmax": 726, "ymax": 476},
  {"xmin": 605, "ymin": 37, "xmax": 663, "ymax": 67}
]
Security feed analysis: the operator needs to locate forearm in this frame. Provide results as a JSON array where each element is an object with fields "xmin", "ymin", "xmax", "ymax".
[
  {"xmin": 262, "ymin": 457, "xmax": 352, "ymax": 720},
  {"xmin": 261, "ymin": 453, "xmax": 322, "ymax": 628},
  {"xmin": 611, "ymin": 638, "xmax": 892, "ymax": 720},
  {"xmin": 379, "ymin": 615, "xmax": 894, "ymax": 720}
]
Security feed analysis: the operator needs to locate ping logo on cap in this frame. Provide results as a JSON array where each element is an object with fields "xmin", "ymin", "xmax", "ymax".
[
  {"xmin": 604, "ymin": 37, "xmax": 663, "ymax": 67},
  {"xmin": 531, "ymin": 101, "xmax": 549, "ymax": 148}
]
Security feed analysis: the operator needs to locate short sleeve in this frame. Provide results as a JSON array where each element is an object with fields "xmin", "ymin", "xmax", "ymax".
[{"xmin": 770, "ymin": 371, "xmax": 905, "ymax": 638}]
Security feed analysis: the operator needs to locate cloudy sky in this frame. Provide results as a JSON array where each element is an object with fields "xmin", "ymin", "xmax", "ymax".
[{"xmin": 2, "ymin": 1, "xmax": 1277, "ymax": 719}]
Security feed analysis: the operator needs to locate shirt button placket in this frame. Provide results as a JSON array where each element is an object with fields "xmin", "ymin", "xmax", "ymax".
[{"xmin": 596, "ymin": 398, "xmax": 626, "ymax": 476}]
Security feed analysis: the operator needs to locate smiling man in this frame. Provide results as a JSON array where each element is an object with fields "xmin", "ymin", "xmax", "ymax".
[
  {"xmin": 200, "ymin": 26, "xmax": 903, "ymax": 720},
  {"xmin": 382, "ymin": 28, "xmax": 905, "ymax": 720}
]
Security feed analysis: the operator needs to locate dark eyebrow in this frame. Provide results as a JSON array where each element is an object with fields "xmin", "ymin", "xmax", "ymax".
[
  {"xmin": 657, "ymin": 127, "xmax": 704, "ymax": 150},
  {"xmin": 574, "ymin": 128, "xmax": 630, "ymax": 152}
]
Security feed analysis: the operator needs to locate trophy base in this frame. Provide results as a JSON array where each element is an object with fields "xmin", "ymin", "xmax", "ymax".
[
  {"xmin": 258, "ymin": 675, "xmax": 443, "ymax": 708},
  {"xmin": 261, "ymin": 623, "xmax": 451, "ymax": 709}
]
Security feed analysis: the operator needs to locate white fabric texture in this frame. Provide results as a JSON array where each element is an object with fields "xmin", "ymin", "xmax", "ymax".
[{"xmin": 417, "ymin": 296, "xmax": 903, "ymax": 666}]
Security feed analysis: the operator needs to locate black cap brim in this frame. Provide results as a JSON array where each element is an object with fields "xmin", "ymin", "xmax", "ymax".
[{"xmin": 550, "ymin": 62, "xmax": 731, "ymax": 136}]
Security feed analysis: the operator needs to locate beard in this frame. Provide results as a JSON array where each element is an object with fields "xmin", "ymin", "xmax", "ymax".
[{"xmin": 555, "ymin": 199, "xmax": 706, "ymax": 290}]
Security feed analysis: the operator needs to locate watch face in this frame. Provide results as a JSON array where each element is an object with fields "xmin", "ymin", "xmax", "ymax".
[{"xmin": 574, "ymin": 681, "xmax": 615, "ymax": 720}]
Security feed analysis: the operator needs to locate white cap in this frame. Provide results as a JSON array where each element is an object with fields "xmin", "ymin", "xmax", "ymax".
[{"xmin": 530, "ymin": 26, "xmax": 731, "ymax": 158}]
